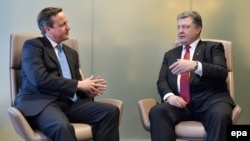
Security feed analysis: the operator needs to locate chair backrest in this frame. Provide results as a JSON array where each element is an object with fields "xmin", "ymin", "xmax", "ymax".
[
  {"xmin": 9, "ymin": 33, "xmax": 81, "ymax": 106},
  {"xmin": 174, "ymin": 39, "xmax": 234, "ymax": 99}
]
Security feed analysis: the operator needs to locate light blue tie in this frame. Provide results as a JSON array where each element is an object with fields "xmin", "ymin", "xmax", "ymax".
[{"xmin": 56, "ymin": 44, "xmax": 77, "ymax": 102}]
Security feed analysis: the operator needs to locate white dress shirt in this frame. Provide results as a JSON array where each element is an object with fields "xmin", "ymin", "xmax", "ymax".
[{"xmin": 163, "ymin": 39, "xmax": 203, "ymax": 102}]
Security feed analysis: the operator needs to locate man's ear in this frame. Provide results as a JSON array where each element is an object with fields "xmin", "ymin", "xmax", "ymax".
[
  {"xmin": 196, "ymin": 26, "xmax": 202, "ymax": 34},
  {"xmin": 44, "ymin": 26, "xmax": 52, "ymax": 34}
]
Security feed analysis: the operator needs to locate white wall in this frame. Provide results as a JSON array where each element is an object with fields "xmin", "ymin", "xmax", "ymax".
[{"xmin": 1, "ymin": 0, "xmax": 250, "ymax": 141}]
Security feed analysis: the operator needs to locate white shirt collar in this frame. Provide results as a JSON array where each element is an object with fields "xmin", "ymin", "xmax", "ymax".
[
  {"xmin": 46, "ymin": 36, "xmax": 61, "ymax": 48},
  {"xmin": 182, "ymin": 38, "xmax": 200, "ymax": 50}
]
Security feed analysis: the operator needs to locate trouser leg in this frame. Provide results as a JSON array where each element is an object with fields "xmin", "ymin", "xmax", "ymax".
[
  {"xmin": 30, "ymin": 102, "xmax": 76, "ymax": 141},
  {"xmin": 67, "ymin": 99, "xmax": 120, "ymax": 141},
  {"xmin": 149, "ymin": 102, "xmax": 191, "ymax": 141},
  {"xmin": 198, "ymin": 102, "xmax": 233, "ymax": 141}
]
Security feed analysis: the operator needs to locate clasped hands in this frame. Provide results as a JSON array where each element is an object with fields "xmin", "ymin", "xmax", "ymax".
[{"xmin": 77, "ymin": 75, "xmax": 107, "ymax": 98}]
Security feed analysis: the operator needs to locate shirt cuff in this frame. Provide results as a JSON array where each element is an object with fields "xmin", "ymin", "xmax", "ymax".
[
  {"xmin": 163, "ymin": 93, "xmax": 175, "ymax": 102},
  {"xmin": 194, "ymin": 61, "xmax": 202, "ymax": 76}
]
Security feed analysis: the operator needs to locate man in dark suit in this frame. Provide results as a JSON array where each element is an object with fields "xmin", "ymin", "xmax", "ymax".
[
  {"xmin": 14, "ymin": 7, "xmax": 119, "ymax": 141},
  {"xmin": 149, "ymin": 11, "xmax": 235, "ymax": 141}
]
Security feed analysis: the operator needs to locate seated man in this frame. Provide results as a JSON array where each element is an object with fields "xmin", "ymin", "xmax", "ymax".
[
  {"xmin": 14, "ymin": 7, "xmax": 120, "ymax": 141},
  {"xmin": 149, "ymin": 10, "xmax": 235, "ymax": 141}
]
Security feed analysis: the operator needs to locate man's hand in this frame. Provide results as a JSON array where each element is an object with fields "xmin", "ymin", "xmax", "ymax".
[
  {"xmin": 169, "ymin": 59, "xmax": 197, "ymax": 75},
  {"xmin": 94, "ymin": 76, "xmax": 107, "ymax": 96},
  {"xmin": 166, "ymin": 95, "xmax": 187, "ymax": 108},
  {"xmin": 77, "ymin": 75, "xmax": 107, "ymax": 98}
]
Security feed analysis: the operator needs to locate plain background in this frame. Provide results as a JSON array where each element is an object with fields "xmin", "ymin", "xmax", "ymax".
[{"xmin": 1, "ymin": 0, "xmax": 249, "ymax": 141}]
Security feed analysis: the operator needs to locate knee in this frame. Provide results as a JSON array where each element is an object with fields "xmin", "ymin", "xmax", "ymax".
[
  {"xmin": 149, "ymin": 105, "xmax": 158, "ymax": 117},
  {"xmin": 53, "ymin": 120, "xmax": 73, "ymax": 131},
  {"xmin": 209, "ymin": 107, "xmax": 232, "ymax": 122},
  {"xmin": 149, "ymin": 105, "xmax": 164, "ymax": 120},
  {"xmin": 107, "ymin": 104, "xmax": 120, "ymax": 120},
  {"xmin": 44, "ymin": 120, "xmax": 74, "ymax": 138},
  {"xmin": 111, "ymin": 105, "xmax": 120, "ymax": 117}
]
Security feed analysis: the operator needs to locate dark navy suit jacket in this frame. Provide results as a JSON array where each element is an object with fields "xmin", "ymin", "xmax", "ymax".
[{"xmin": 15, "ymin": 36, "xmax": 86, "ymax": 116}]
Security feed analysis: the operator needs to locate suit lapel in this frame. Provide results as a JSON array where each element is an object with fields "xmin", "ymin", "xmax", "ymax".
[
  {"xmin": 41, "ymin": 37, "xmax": 60, "ymax": 64},
  {"xmin": 40, "ymin": 37, "xmax": 63, "ymax": 76},
  {"xmin": 40, "ymin": 37, "xmax": 77, "ymax": 79},
  {"xmin": 192, "ymin": 41, "xmax": 204, "ymax": 61},
  {"xmin": 172, "ymin": 46, "xmax": 182, "ymax": 93},
  {"xmin": 190, "ymin": 40, "xmax": 205, "ymax": 83}
]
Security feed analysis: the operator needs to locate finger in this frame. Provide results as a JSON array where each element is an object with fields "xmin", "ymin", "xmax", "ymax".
[
  {"xmin": 95, "ymin": 79, "xmax": 106, "ymax": 84},
  {"xmin": 172, "ymin": 66, "xmax": 182, "ymax": 74},
  {"xmin": 169, "ymin": 61, "xmax": 178, "ymax": 70},
  {"xmin": 97, "ymin": 88, "xmax": 106, "ymax": 92},
  {"xmin": 96, "ymin": 90, "xmax": 104, "ymax": 96},
  {"xmin": 175, "ymin": 101, "xmax": 182, "ymax": 108},
  {"xmin": 99, "ymin": 81, "xmax": 107, "ymax": 85},
  {"xmin": 94, "ymin": 88, "xmax": 103, "ymax": 95},
  {"xmin": 95, "ymin": 75, "xmax": 102, "ymax": 79},
  {"xmin": 171, "ymin": 66, "xmax": 179, "ymax": 74},
  {"xmin": 179, "ymin": 100, "xmax": 187, "ymax": 108},
  {"xmin": 94, "ymin": 83, "xmax": 107, "ymax": 88},
  {"xmin": 86, "ymin": 75, "xmax": 94, "ymax": 80},
  {"xmin": 89, "ymin": 88, "xmax": 95, "ymax": 94},
  {"xmin": 95, "ymin": 79, "xmax": 107, "ymax": 85},
  {"xmin": 96, "ymin": 93, "xmax": 101, "ymax": 96}
]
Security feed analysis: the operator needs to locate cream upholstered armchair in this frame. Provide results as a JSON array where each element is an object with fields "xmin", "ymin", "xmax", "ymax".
[
  {"xmin": 8, "ymin": 33, "xmax": 124, "ymax": 141},
  {"xmin": 137, "ymin": 39, "xmax": 241, "ymax": 140}
]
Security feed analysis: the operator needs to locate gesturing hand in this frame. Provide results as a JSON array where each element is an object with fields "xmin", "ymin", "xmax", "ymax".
[{"xmin": 169, "ymin": 59, "xmax": 196, "ymax": 75}]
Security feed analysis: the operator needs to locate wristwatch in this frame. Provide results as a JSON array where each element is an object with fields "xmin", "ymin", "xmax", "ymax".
[{"xmin": 194, "ymin": 61, "xmax": 198, "ymax": 71}]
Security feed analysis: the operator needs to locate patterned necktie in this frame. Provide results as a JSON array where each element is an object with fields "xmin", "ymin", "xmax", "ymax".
[
  {"xmin": 56, "ymin": 44, "xmax": 77, "ymax": 102},
  {"xmin": 180, "ymin": 45, "xmax": 190, "ymax": 103}
]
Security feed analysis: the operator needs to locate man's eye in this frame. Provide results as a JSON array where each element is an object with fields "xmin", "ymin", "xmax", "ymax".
[
  {"xmin": 177, "ymin": 25, "xmax": 189, "ymax": 30},
  {"xmin": 59, "ymin": 24, "xmax": 65, "ymax": 27},
  {"xmin": 59, "ymin": 22, "xmax": 67, "ymax": 27}
]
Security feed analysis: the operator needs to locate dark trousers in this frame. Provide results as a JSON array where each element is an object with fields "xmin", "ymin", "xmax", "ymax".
[
  {"xmin": 28, "ymin": 98, "xmax": 120, "ymax": 141},
  {"xmin": 149, "ymin": 102, "xmax": 232, "ymax": 141}
]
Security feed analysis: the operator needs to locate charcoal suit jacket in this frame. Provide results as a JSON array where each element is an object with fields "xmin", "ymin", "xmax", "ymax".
[{"xmin": 157, "ymin": 40, "xmax": 235, "ymax": 112}]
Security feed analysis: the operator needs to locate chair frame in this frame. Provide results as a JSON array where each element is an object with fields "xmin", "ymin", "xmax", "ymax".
[
  {"xmin": 8, "ymin": 33, "xmax": 123, "ymax": 141},
  {"xmin": 137, "ymin": 39, "xmax": 241, "ymax": 141}
]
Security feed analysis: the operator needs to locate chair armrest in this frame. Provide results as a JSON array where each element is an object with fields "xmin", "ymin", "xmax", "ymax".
[
  {"xmin": 98, "ymin": 98, "xmax": 124, "ymax": 125},
  {"xmin": 7, "ymin": 107, "xmax": 48, "ymax": 141},
  {"xmin": 232, "ymin": 105, "xmax": 241, "ymax": 124},
  {"xmin": 137, "ymin": 98, "xmax": 157, "ymax": 131},
  {"xmin": 71, "ymin": 123, "xmax": 92, "ymax": 140},
  {"xmin": 98, "ymin": 98, "xmax": 123, "ymax": 111}
]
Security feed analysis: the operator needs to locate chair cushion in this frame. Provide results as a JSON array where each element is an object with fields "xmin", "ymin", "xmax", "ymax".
[
  {"xmin": 175, "ymin": 121, "xmax": 206, "ymax": 139},
  {"xmin": 72, "ymin": 123, "xmax": 93, "ymax": 140}
]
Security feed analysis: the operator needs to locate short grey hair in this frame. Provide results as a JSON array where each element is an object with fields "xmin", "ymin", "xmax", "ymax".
[
  {"xmin": 37, "ymin": 7, "xmax": 63, "ymax": 35},
  {"xmin": 177, "ymin": 11, "xmax": 202, "ymax": 27}
]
